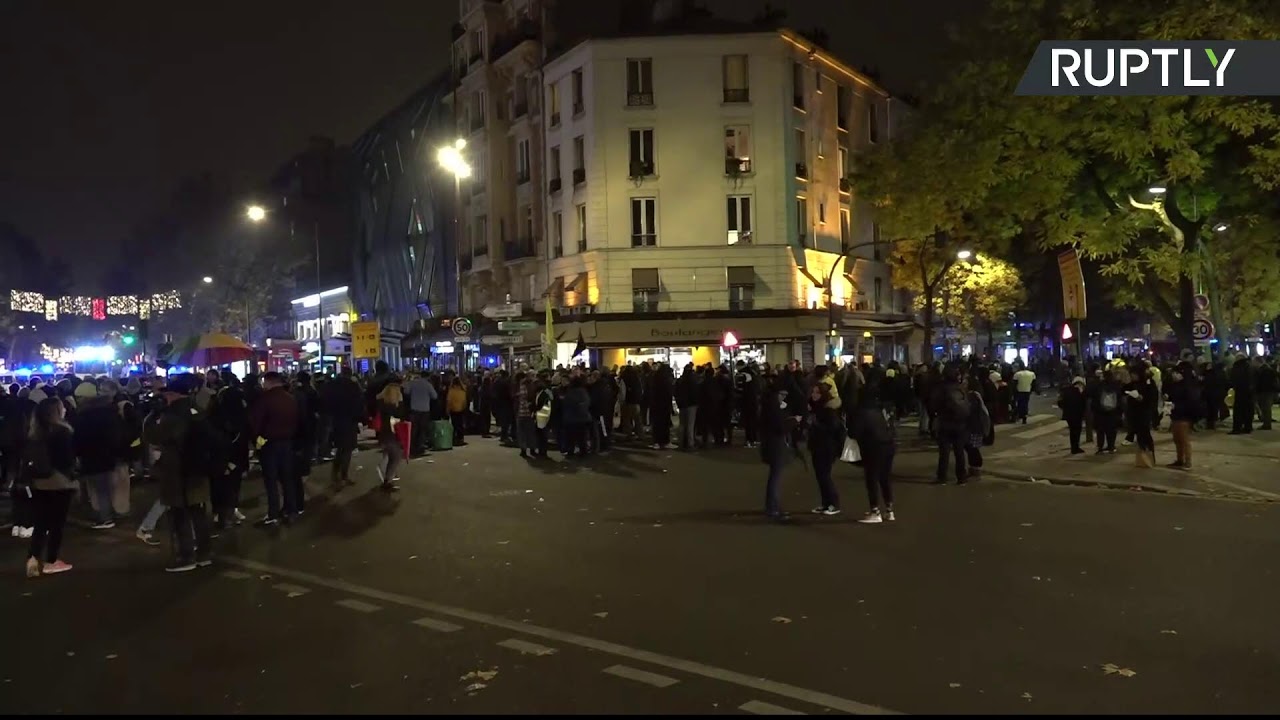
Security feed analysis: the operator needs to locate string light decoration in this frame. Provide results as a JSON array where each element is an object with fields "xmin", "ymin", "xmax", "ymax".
[
  {"xmin": 150, "ymin": 290, "xmax": 181, "ymax": 312},
  {"xmin": 138, "ymin": 299, "xmax": 152, "ymax": 320},
  {"xmin": 107, "ymin": 295, "xmax": 138, "ymax": 316},
  {"xmin": 59, "ymin": 295, "xmax": 93, "ymax": 316},
  {"xmin": 44, "ymin": 299, "xmax": 58, "ymax": 321},
  {"xmin": 10, "ymin": 290, "xmax": 44, "ymax": 313},
  {"xmin": 91, "ymin": 298, "xmax": 106, "ymax": 320}
]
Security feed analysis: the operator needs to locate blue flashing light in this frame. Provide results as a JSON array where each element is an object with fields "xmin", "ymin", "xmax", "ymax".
[
  {"xmin": 15, "ymin": 368, "xmax": 33, "ymax": 376},
  {"xmin": 39, "ymin": 364, "xmax": 54, "ymax": 374}
]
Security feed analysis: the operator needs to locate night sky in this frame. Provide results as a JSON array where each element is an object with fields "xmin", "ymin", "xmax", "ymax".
[{"xmin": 0, "ymin": 0, "xmax": 970, "ymax": 279}]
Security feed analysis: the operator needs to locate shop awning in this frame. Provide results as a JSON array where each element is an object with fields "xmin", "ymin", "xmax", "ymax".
[
  {"xmin": 727, "ymin": 265, "xmax": 755, "ymax": 286},
  {"xmin": 567, "ymin": 272, "xmax": 589, "ymax": 294},
  {"xmin": 632, "ymin": 267, "xmax": 660, "ymax": 291},
  {"xmin": 797, "ymin": 266, "xmax": 822, "ymax": 287},
  {"xmin": 840, "ymin": 318, "xmax": 919, "ymax": 333},
  {"xmin": 544, "ymin": 276, "xmax": 565, "ymax": 300}
]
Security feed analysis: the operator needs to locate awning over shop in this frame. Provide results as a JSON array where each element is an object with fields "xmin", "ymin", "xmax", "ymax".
[
  {"xmin": 631, "ymin": 267, "xmax": 659, "ymax": 291},
  {"xmin": 839, "ymin": 318, "xmax": 918, "ymax": 333},
  {"xmin": 566, "ymin": 272, "xmax": 589, "ymax": 294},
  {"xmin": 545, "ymin": 276, "xmax": 566, "ymax": 301},
  {"xmin": 727, "ymin": 265, "xmax": 755, "ymax": 286}
]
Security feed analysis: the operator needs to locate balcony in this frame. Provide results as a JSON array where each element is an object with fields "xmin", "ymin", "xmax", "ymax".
[
  {"xmin": 577, "ymin": 238, "xmax": 587, "ymax": 253},
  {"xmin": 572, "ymin": 101, "xmax": 584, "ymax": 116},
  {"xmin": 505, "ymin": 238, "xmax": 536, "ymax": 261},
  {"xmin": 626, "ymin": 92, "xmax": 654, "ymax": 107},
  {"xmin": 631, "ymin": 233, "xmax": 657, "ymax": 247},
  {"xmin": 725, "ymin": 157, "xmax": 751, "ymax": 175},
  {"xmin": 512, "ymin": 102, "xmax": 528, "ymax": 118},
  {"xmin": 548, "ymin": 177, "xmax": 562, "ymax": 194},
  {"xmin": 633, "ymin": 300, "xmax": 659, "ymax": 313},
  {"xmin": 723, "ymin": 88, "xmax": 749, "ymax": 103},
  {"xmin": 549, "ymin": 111, "xmax": 560, "ymax": 127},
  {"xmin": 469, "ymin": 52, "xmax": 484, "ymax": 66},
  {"xmin": 470, "ymin": 114, "xmax": 485, "ymax": 132},
  {"xmin": 795, "ymin": 163, "xmax": 809, "ymax": 180},
  {"xmin": 729, "ymin": 299, "xmax": 754, "ymax": 311},
  {"xmin": 839, "ymin": 177, "xmax": 851, "ymax": 194},
  {"xmin": 552, "ymin": 242, "xmax": 563, "ymax": 258},
  {"xmin": 793, "ymin": 94, "xmax": 804, "ymax": 110},
  {"xmin": 572, "ymin": 168, "xmax": 585, "ymax": 186},
  {"xmin": 460, "ymin": 253, "xmax": 473, "ymax": 271},
  {"xmin": 490, "ymin": 18, "xmax": 540, "ymax": 63},
  {"xmin": 516, "ymin": 171, "xmax": 531, "ymax": 185},
  {"xmin": 628, "ymin": 160, "xmax": 654, "ymax": 178},
  {"xmin": 473, "ymin": 243, "xmax": 489, "ymax": 257}
]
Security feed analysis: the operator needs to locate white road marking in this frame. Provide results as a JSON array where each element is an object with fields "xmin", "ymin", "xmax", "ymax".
[
  {"xmin": 335, "ymin": 598, "xmax": 382, "ymax": 613},
  {"xmin": 1010, "ymin": 420, "xmax": 1065, "ymax": 440},
  {"xmin": 498, "ymin": 638, "xmax": 557, "ymax": 656},
  {"xmin": 220, "ymin": 556, "xmax": 898, "ymax": 715},
  {"xmin": 221, "ymin": 570, "xmax": 252, "ymax": 580},
  {"xmin": 603, "ymin": 664, "xmax": 680, "ymax": 688},
  {"xmin": 412, "ymin": 616, "xmax": 463, "ymax": 633},
  {"xmin": 273, "ymin": 583, "xmax": 311, "ymax": 597},
  {"xmin": 740, "ymin": 700, "xmax": 806, "ymax": 715}
]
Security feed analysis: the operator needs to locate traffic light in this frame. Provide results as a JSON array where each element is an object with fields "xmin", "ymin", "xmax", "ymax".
[{"xmin": 122, "ymin": 334, "xmax": 136, "ymax": 346}]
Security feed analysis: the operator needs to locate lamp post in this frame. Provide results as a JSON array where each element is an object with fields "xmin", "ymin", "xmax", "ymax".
[
  {"xmin": 247, "ymin": 203, "xmax": 323, "ymax": 374},
  {"xmin": 436, "ymin": 139, "xmax": 471, "ymax": 317}
]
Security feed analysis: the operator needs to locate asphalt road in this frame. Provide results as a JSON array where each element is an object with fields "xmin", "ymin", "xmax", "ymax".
[{"xmin": 3, "ymin": 430, "xmax": 1279, "ymax": 714}]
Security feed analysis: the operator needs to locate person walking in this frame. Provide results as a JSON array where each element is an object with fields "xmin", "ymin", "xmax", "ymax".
[
  {"xmin": 1012, "ymin": 365, "xmax": 1036, "ymax": 424},
  {"xmin": 374, "ymin": 380, "xmax": 406, "ymax": 491},
  {"xmin": 1255, "ymin": 356, "xmax": 1276, "ymax": 430},
  {"xmin": 1165, "ymin": 362, "xmax": 1202, "ymax": 469},
  {"xmin": 144, "ymin": 374, "xmax": 216, "ymax": 572},
  {"xmin": 71, "ymin": 380, "xmax": 124, "ymax": 530},
  {"xmin": 446, "ymin": 376, "xmax": 468, "ymax": 447},
  {"xmin": 759, "ymin": 374, "xmax": 799, "ymax": 519},
  {"xmin": 1058, "ymin": 377, "xmax": 1087, "ymax": 454},
  {"xmin": 853, "ymin": 400, "xmax": 897, "ymax": 524},
  {"xmin": 931, "ymin": 367, "xmax": 971, "ymax": 484},
  {"xmin": 1127, "ymin": 365, "xmax": 1158, "ymax": 466},
  {"xmin": 964, "ymin": 383, "xmax": 991, "ymax": 477},
  {"xmin": 806, "ymin": 378, "xmax": 843, "ymax": 515},
  {"xmin": 23, "ymin": 397, "xmax": 77, "ymax": 577},
  {"xmin": 325, "ymin": 367, "xmax": 364, "ymax": 487},
  {"xmin": 248, "ymin": 372, "xmax": 299, "ymax": 526}
]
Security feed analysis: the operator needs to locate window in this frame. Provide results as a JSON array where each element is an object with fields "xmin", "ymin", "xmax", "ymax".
[
  {"xmin": 796, "ymin": 197, "xmax": 808, "ymax": 242},
  {"xmin": 873, "ymin": 222, "xmax": 884, "ymax": 261},
  {"xmin": 522, "ymin": 204, "xmax": 534, "ymax": 241},
  {"xmin": 628, "ymin": 128, "xmax": 654, "ymax": 176},
  {"xmin": 469, "ymin": 29, "xmax": 484, "ymax": 62},
  {"xmin": 630, "ymin": 197, "xmax": 657, "ymax": 247},
  {"xmin": 874, "ymin": 278, "xmax": 883, "ymax": 312},
  {"xmin": 626, "ymin": 58, "xmax": 653, "ymax": 106},
  {"xmin": 549, "ymin": 146, "xmax": 561, "ymax": 180},
  {"xmin": 794, "ymin": 128, "xmax": 807, "ymax": 178},
  {"xmin": 837, "ymin": 86, "xmax": 851, "ymax": 130},
  {"xmin": 725, "ymin": 125, "xmax": 751, "ymax": 174},
  {"xmin": 474, "ymin": 215, "xmax": 488, "ymax": 256},
  {"xmin": 868, "ymin": 102, "xmax": 880, "ymax": 143},
  {"xmin": 840, "ymin": 208, "xmax": 851, "ymax": 249},
  {"xmin": 838, "ymin": 146, "xmax": 849, "ymax": 179},
  {"xmin": 572, "ymin": 136, "xmax": 585, "ymax": 184},
  {"xmin": 552, "ymin": 211, "xmax": 563, "ymax": 257},
  {"xmin": 516, "ymin": 138, "xmax": 531, "ymax": 183},
  {"xmin": 819, "ymin": 202, "xmax": 826, "ymax": 225},
  {"xmin": 473, "ymin": 90, "xmax": 486, "ymax": 128},
  {"xmin": 728, "ymin": 266, "xmax": 755, "ymax": 310},
  {"xmin": 815, "ymin": 70, "xmax": 824, "ymax": 94},
  {"xmin": 632, "ymin": 268, "xmax": 660, "ymax": 312},
  {"xmin": 576, "ymin": 203, "xmax": 587, "ymax": 252},
  {"xmin": 722, "ymin": 55, "xmax": 749, "ymax": 102},
  {"xmin": 571, "ymin": 68, "xmax": 584, "ymax": 114},
  {"xmin": 528, "ymin": 275, "xmax": 538, "ymax": 303},
  {"xmin": 792, "ymin": 62, "xmax": 805, "ymax": 109},
  {"xmin": 727, "ymin": 195, "xmax": 752, "ymax": 244},
  {"xmin": 548, "ymin": 83, "xmax": 560, "ymax": 125}
]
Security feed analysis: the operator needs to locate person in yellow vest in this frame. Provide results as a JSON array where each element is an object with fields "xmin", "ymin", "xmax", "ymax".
[{"xmin": 446, "ymin": 376, "xmax": 468, "ymax": 447}]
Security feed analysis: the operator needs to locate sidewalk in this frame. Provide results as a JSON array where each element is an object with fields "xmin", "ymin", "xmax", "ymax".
[{"xmin": 985, "ymin": 422, "xmax": 1280, "ymax": 502}]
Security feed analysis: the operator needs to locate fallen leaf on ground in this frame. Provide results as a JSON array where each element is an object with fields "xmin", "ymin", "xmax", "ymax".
[
  {"xmin": 652, "ymin": 523, "xmax": 663, "ymax": 528},
  {"xmin": 66, "ymin": 651, "xmax": 75, "ymax": 657},
  {"xmin": 593, "ymin": 612, "xmax": 609, "ymax": 618},
  {"xmin": 105, "ymin": 654, "xmax": 118, "ymax": 660},
  {"xmin": 1020, "ymin": 522, "xmax": 1034, "ymax": 527},
  {"xmin": 1101, "ymin": 663, "xmax": 1137, "ymax": 677},
  {"xmin": 1021, "ymin": 692, "xmax": 1033, "ymax": 700},
  {"xmin": 948, "ymin": 682, "xmax": 962, "ymax": 688},
  {"xmin": 1173, "ymin": 526, "xmax": 1184, "ymax": 531},
  {"xmin": 349, "ymin": 683, "xmax": 363, "ymax": 689},
  {"xmin": 497, "ymin": 540, "xmax": 510, "ymax": 545},
  {"xmin": 1160, "ymin": 629, "xmax": 1178, "ymax": 635},
  {"xmin": 771, "ymin": 616, "xmax": 792, "ymax": 624},
  {"xmin": 409, "ymin": 555, "xmax": 418, "ymax": 560},
  {"xmin": 464, "ymin": 682, "xmax": 487, "ymax": 693},
  {"xmin": 460, "ymin": 669, "xmax": 499, "ymax": 682},
  {"xmin": 525, "ymin": 490, "xmax": 533, "ymax": 494},
  {"xmin": 1031, "ymin": 576, "xmax": 1042, "ymax": 581}
]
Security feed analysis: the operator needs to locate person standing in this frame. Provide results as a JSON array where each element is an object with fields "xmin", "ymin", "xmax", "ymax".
[
  {"xmin": 674, "ymin": 363, "xmax": 700, "ymax": 450},
  {"xmin": 291, "ymin": 373, "xmax": 319, "ymax": 514},
  {"xmin": 853, "ymin": 398, "xmax": 898, "ymax": 524},
  {"xmin": 807, "ymin": 379, "xmax": 843, "ymax": 515},
  {"xmin": 1165, "ymin": 362, "xmax": 1202, "ymax": 469},
  {"xmin": 71, "ymin": 381, "xmax": 123, "ymax": 529},
  {"xmin": 325, "ymin": 367, "xmax": 365, "ymax": 486},
  {"xmin": 1255, "ymin": 356, "xmax": 1276, "ymax": 431},
  {"xmin": 965, "ymin": 383, "xmax": 991, "ymax": 476},
  {"xmin": 1093, "ymin": 369, "xmax": 1123, "ymax": 454},
  {"xmin": 209, "ymin": 373, "xmax": 249, "ymax": 528},
  {"xmin": 1012, "ymin": 365, "xmax": 1036, "ymax": 424},
  {"xmin": 446, "ymin": 376, "xmax": 468, "ymax": 447},
  {"xmin": 1127, "ymin": 365, "xmax": 1158, "ymax": 465},
  {"xmin": 759, "ymin": 374, "xmax": 798, "ymax": 519},
  {"xmin": 374, "ymin": 380, "xmax": 406, "ymax": 491},
  {"xmin": 248, "ymin": 372, "xmax": 299, "ymax": 526},
  {"xmin": 1058, "ymin": 377, "xmax": 1088, "ymax": 454},
  {"xmin": 931, "ymin": 367, "xmax": 971, "ymax": 484},
  {"xmin": 736, "ymin": 361, "xmax": 759, "ymax": 448},
  {"xmin": 648, "ymin": 364, "xmax": 675, "ymax": 450},
  {"xmin": 405, "ymin": 372, "xmax": 437, "ymax": 456},
  {"xmin": 23, "ymin": 397, "xmax": 77, "ymax": 577},
  {"xmin": 144, "ymin": 374, "xmax": 215, "ymax": 572},
  {"xmin": 1229, "ymin": 355, "xmax": 1256, "ymax": 435}
]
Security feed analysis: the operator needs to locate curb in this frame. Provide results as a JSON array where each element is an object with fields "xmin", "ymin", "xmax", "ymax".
[{"xmin": 982, "ymin": 468, "xmax": 1207, "ymax": 499}]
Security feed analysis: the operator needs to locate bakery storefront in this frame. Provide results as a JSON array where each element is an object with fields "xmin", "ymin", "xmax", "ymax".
[{"xmin": 547, "ymin": 313, "xmax": 831, "ymax": 370}]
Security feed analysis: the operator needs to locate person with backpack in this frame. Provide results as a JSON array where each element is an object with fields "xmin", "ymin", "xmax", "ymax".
[
  {"xmin": 23, "ymin": 397, "xmax": 77, "ymax": 577},
  {"xmin": 965, "ymin": 383, "xmax": 991, "ymax": 477},
  {"xmin": 931, "ymin": 367, "xmax": 971, "ymax": 484},
  {"xmin": 144, "ymin": 373, "xmax": 215, "ymax": 572},
  {"xmin": 1058, "ymin": 377, "xmax": 1088, "ymax": 454},
  {"xmin": 1093, "ymin": 370, "xmax": 1123, "ymax": 454}
]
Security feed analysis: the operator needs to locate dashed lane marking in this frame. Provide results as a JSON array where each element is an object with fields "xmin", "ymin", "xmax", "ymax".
[
  {"xmin": 740, "ymin": 700, "xmax": 806, "ymax": 715},
  {"xmin": 602, "ymin": 664, "xmax": 680, "ymax": 688},
  {"xmin": 219, "ymin": 556, "xmax": 899, "ymax": 715},
  {"xmin": 411, "ymin": 616, "xmax": 464, "ymax": 633},
  {"xmin": 497, "ymin": 638, "xmax": 558, "ymax": 656},
  {"xmin": 221, "ymin": 570, "xmax": 252, "ymax": 580},
  {"xmin": 335, "ymin": 598, "xmax": 382, "ymax": 613},
  {"xmin": 273, "ymin": 583, "xmax": 311, "ymax": 597},
  {"xmin": 1009, "ymin": 420, "xmax": 1066, "ymax": 441}
]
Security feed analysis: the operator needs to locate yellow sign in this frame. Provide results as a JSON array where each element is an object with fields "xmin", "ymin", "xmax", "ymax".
[
  {"xmin": 1057, "ymin": 249, "xmax": 1088, "ymax": 320},
  {"xmin": 352, "ymin": 321, "xmax": 381, "ymax": 359}
]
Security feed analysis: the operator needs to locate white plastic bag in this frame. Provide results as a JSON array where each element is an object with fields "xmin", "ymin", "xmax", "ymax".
[{"xmin": 840, "ymin": 437, "xmax": 862, "ymax": 463}]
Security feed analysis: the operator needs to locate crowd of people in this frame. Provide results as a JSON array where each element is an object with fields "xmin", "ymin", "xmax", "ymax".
[{"xmin": 3, "ymin": 349, "xmax": 1274, "ymax": 577}]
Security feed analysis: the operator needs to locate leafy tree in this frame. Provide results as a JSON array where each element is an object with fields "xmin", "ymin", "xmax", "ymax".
[
  {"xmin": 937, "ymin": 254, "xmax": 1028, "ymax": 355},
  {"xmin": 928, "ymin": 0, "xmax": 1280, "ymax": 349}
]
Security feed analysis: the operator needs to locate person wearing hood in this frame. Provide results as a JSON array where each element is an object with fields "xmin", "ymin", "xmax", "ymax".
[
  {"xmin": 674, "ymin": 363, "xmax": 700, "ymax": 451},
  {"xmin": 759, "ymin": 374, "xmax": 800, "ymax": 519},
  {"xmin": 1058, "ymin": 377, "xmax": 1088, "ymax": 454},
  {"xmin": 144, "ymin": 373, "xmax": 215, "ymax": 572},
  {"xmin": 648, "ymin": 364, "xmax": 675, "ymax": 450},
  {"xmin": 72, "ymin": 380, "xmax": 125, "ymax": 529}
]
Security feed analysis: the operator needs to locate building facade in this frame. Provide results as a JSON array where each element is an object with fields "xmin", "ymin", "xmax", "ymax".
[
  {"xmin": 535, "ymin": 29, "xmax": 917, "ymax": 367},
  {"xmin": 348, "ymin": 73, "xmax": 460, "ymax": 370}
]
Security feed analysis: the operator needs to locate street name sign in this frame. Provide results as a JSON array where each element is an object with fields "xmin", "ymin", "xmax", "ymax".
[
  {"xmin": 481, "ymin": 302, "xmax": 522, "ymax": 319},
  {"xmin": 498, "ymin": 320, "xmax": 537, "ymax": 332},
  {"xmin": 481, "ymin": 335, "xmax": 522, "ymax": 345}
]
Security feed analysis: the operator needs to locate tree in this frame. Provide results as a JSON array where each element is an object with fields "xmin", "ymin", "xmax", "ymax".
[
  {"xmin": 927, "ymin": 0, "xmax": 1280, "ymax": 349},
  {"xmin": 1209, "ymin": 219, "xmax": 1280, "ymax": 339},
  {"xmin": 889, "ymin": 237, "xmax": 969, "ymax": 359},
  {"xmin": 939, "ymin": 254, "xmax": 1027, "ymax": 356}
]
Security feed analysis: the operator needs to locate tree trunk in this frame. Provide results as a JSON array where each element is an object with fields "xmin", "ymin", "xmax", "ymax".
[
  {"xmin": 986, "ymin": 321, "xmax": 995, "ymax": 360},
  {"xmin": 920, "ymin": 289, "xmax": 936, "ymax": 362}
]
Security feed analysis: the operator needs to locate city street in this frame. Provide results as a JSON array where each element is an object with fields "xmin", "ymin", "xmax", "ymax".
[{"xmin": 4, "ymin": 430, "xmax": 1279, "ymax": 714}]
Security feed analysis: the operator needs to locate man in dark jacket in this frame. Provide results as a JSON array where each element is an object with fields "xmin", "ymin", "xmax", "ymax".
[
  {"xmin": 588, "ymin": 369, "xmax": 616, "ymax": 452},
  {"xmin": 674, "ymin": 364, "xmax": 700, "ymax": 450},
  {"xmin": 325, "ymin": 367, "xmax": 365, "ymax": 486},
  {"xmin": 291, "ymin": 373, "xmax": 319, "ymax": 512},
  {"xmin": 72, "ymin": 381, "xmax": 123, "ymax": 529},
  {"xmin": 930, "ymin": 367, "xmax": 970, "ymax": 484},
  {"xmin": 143, "ymin": 373, "xmax": 213, "ymax": 572},
  {"xmin": 1253, "ymin": 356, "xmax": 1275, "ymax": 431},
  {"xmin": 1057, "ymin": 377, "xmax": 1087, "ymax": 454},
  {"xmin": 1229, "ymin": 356, "xmax": 1255, "ymax": 435},
  {"xmin": 209, "ymin": 373, "xmax": 249, "ymax": 527},
  {"xmin": 734, "ymin": 361, "xmax": 759, "ymax": 448},
  {"xmin": 249, "ymin": 372, "xmax": 299, "ymax": 525}
]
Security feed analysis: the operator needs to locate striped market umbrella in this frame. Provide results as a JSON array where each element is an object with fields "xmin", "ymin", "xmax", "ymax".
[{"xmin": 164, "ymin": 332, "xmax": 253, "ymax": 368}]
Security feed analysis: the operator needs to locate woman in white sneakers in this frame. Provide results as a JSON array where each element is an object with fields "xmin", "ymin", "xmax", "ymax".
[{"xmin": 24, "ymin": 397, "xmax": 77, "ymax": 577}]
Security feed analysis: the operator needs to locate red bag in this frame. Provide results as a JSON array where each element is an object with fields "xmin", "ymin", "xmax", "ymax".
[
  {"xmin": 395, "ymin": 419, "xmax": 413, "ymax": 458},
  {"xmin": 369, "ymin": 412, "xmax": 382, "ymax": 434}
]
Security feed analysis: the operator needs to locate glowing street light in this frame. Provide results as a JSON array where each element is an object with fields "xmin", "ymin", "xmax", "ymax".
[
  {"xmin": 438, "ymin": 139, "xmax": 472, "ymax": 317},
  {"xmin": 202, "ymin": 276, "xmax": 213, "ymax": 284},
  {"xmin": 1213, "ymin": 222, "xmax": 1228, "ymax": 232},
  {"xmin": 1148, "ymin": 185, "xmax": 1167, "ymax": 195},
  {"xmin": 436, "ymin": 139, "xmax": 472, "ymax": 180},
  {"xmin": 246, "ymin": 204, "xmax": 267, "ymax": 222},
  {"xmin": 956, "ymin": 249, "xmax": 973, "ymax": 260}
]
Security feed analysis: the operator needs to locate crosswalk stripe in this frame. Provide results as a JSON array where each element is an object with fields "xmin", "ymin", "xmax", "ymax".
[
  {"xmin": 497, "ymin": 638, "xmax": 558, "ymax": 656},
  {"xmin": 412, "ymin": 616, "xmax": 463, "ymax": 633},
  {"xmin": 740, "ymin": 700, "xmax": 806, "ymax": 715},
  {"xmin": 335, "ymin": 598, "xmax": 382, "ymax": 613},
  {"xmin": 602, "ymin": 664, "xmax": 680, "ymax": 688},
  {"xmin": 274, "ymin": 583, "xmax": 310, "ymax": 597},
  {"xmin": 1009, "ymin": 420, "xmax": 1065, "ymax": 440}
]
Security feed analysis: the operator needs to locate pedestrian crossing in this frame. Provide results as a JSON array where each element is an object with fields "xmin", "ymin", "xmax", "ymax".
[{"xmin": 1006, "ymin": 415, "xmax": 1064, "ymax": 441}]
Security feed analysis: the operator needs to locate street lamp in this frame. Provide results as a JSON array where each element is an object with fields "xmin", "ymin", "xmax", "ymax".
[
  {"xmin": 956, "ymin": 249, "xmax": 973, "ymax": 260},
  {"xmin": 1213, "ymin": 222, "xmax": 1228, "ymax": 232},
  {"xmin": 202, "ymin": 276, "xmax": 213, "ymax": 284},
  {"xmin": 437, "ymin": 139, "xmax": 472, "ymax": 319},
  {"xmin": 246, "ymin": 205, "xmax": 267, "ymax": 223},
  {"xmin": 1148, "ymin": 185, "xmax": 1167, "ymax": 195}
]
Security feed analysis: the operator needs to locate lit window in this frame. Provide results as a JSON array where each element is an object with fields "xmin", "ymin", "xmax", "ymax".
[
  {"xmin": 630, "ymin": 197, "xmax": 657, "ymax": 247},
  {"xmin": 625, "ymin": 58, "xmax": 653, "ymax": 106},
  {"xmin": 628, "ymin": 129, "xmax": 654, "ymax": 176},
  {"xmin": 552, "ymin": 211, "xmax": 563, "ymax": 257},
  {"xmin": 576, "ymin": 204, "xmax": 587, "ymax": 252},
  {"xmin": 725, "ymin": 126, "xmax": 751, "ymax": 174},
  {"xmin": 727, "ymin": 195, "xmax": 752, "ymax": 244}
]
